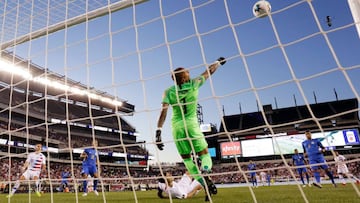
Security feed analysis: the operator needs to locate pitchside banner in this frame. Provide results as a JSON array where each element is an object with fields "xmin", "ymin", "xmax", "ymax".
[{"xmin": 220, "ymin": 141, "xmax": 241, "ymax": 157}]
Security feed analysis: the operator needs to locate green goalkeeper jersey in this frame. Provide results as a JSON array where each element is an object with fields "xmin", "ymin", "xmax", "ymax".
[{"xmin": 162, "ymin": 76, "xmax": 205, "ymax": 124}]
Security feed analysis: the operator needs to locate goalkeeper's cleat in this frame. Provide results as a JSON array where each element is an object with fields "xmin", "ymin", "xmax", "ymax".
[
  {"xmin": 6, "ymin": 194, "xmax": 13, "ymax": 198},
  {"xmin": 302, "ymin": 184, "xmax": 307, "ymax": 188},
  {"xmin": 94, "ymin": 190, "xmax": 99, "ymax": 196},
  {"xmin": 204, "ymin": 176, "xmax": 217, "ymax": 195},
  {"xmin": 35, "ymin": 191, "xmax": 42, "ymax": 197},
  {"xmin": 312, "ymin": 182, "xmax": 322, "ymax": 188},
  {"xmin": 205, "ymin": 194, "xmax": 210, "ymax": 202},
  {"xmin": 82, "ymin": 193, "xmax": 88, "ymax": 197}
]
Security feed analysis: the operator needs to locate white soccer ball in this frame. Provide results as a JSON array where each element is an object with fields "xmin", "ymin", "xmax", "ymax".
[{"xmin": 253, "ymin": 0, "xmax": 271, "ymax": 18}]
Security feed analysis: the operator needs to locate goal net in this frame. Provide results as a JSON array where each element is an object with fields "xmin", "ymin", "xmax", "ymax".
[{"xmin": 0, "ymin": 0, "xmax": 360, "ymax": 203}]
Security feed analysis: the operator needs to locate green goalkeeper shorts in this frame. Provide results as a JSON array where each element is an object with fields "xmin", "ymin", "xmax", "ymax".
[{"xmin": 172, "ymin": 119, "xmax": 208, "ymax": 155}]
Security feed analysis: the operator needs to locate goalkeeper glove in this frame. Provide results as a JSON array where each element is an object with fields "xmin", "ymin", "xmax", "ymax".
[
  {"xmin": 217, "ymin": 57, "xmax": 226, "ymax": 65},
  {"xmin": 155, "ymin": 129, "xmax": 164, "ymax": 150}
]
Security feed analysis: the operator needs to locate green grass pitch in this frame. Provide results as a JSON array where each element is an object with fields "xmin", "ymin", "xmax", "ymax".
[{"xmin": 2, "ymin": 184, "xmax": 359, "ymax": 203}]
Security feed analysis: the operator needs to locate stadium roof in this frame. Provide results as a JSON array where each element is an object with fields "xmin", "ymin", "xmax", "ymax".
[
  {"xmin": 0, "ymin": 50, "xmax": 136, "ymax": 132},
  {"xmin": 219, "ymin": 98, "xmax": 360, "ymax": 137}
]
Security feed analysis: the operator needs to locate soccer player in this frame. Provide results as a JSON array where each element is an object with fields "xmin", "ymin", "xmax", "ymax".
[
  {"xmin": 248, "ymin": 160, "xmax": 257, "ymax": 188},
  {"xmin": 7, "ymin": 143, "xmax": 46, "ymax": 198},
  {"xmin": 157, "ymin": 172, "xmax": 203, "ymax": 200},
  {"xmin": 334, "ymin": 151, "xmax": 360, "ymax": 185},
  {"xmin": 155, "ymin": 57, "xmax": 226, "ymax": 198},
  {"xmin": 266, "ymin": 171, "xmax": 272, "ymax": 186},
  {"xmin": 302, "ymin": 130, "xmax": 336, "ymax": 188},
  {"xmin": 292, "ymin": 148, "xmax": 311, "ymax": 187},
  {"xmin": 80, "ymin": 139, "xmax": 100, "ymax": 196},
  {"xmin": 259, "ymin": 171, "xmax": 267, "ymax": 186},
  {"xmin": 61, "ymin": 168, "xmax": 71, "ymax": 192}
]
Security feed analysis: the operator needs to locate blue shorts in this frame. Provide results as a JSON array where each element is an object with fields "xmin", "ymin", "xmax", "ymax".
[
  {"xmin": 297, "ymin": 167, "xmax": 307, "ymax": 174},
  {"xmin": 81, "ymin": 165, "xmax": 97, "ymax": 176},
  {"xmin": 308, "ymin": 155, "xmax": 328, "ymax": 170},
  {"xmin": 250, "ymin": 172, "xmax": 256, "ymax": 178}
]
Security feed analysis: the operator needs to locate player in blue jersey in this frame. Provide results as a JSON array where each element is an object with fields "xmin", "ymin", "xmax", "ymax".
[
  {"xmin": 292, "ymin": 149, "xmax": 311, "ymax": 187},
  {"xmin": 302, "ymin": 130, "xmax": 336, "ymax": 188},
  {"xmin": 61, "ymin": 168, "xmax": 71, "ymax": 192},
  {"xmin": 248, "ymin": 160, "xmax": 257, "ymax": 188},
  {"xmin": 80, "ymin": 140, "xmax": 100, "ymax": 196},
  {"xmin": 266, "ymin": 171, "xmax": 271, "ymax": 186}
]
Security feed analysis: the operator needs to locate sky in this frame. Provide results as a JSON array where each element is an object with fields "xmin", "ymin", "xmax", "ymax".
[{"xmin": 2, "ymin": 0, "xmax": 360, "ymax": 163}]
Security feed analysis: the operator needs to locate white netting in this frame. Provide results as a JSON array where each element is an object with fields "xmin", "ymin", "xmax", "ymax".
[{"xmin": 0, "ymin": 0, "xmax": 360, "ymax": 202}]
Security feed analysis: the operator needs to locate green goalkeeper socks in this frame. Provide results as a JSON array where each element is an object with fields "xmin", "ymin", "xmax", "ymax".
[
  {"xmin": 183, "ymin": 157, "xmax": 202, "ymax": 182},
  {"xmin": 200, "ymin": 153, "xmax": 212, "ymax": 172}
]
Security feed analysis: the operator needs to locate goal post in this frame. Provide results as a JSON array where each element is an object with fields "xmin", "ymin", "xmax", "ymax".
[
  {"xmin": 348, "ymin": 0, "xmax": 360, "ymax": 38},
  {"xmin": 0, "ymin": 1, "xmax": 360, "ymax": 203},
  {"xmin": 0, "ymin": 0, "xmax": 148, "ymax": 50}
]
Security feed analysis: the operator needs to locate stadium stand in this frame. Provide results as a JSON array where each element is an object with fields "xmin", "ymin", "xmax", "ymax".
[{"xmin": 0, "ymin": 51, "xmax": 151, "ymax": 194}]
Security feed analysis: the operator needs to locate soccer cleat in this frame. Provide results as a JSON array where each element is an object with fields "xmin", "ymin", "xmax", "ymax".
[
  {"xmin": 342, "ymin": 182, "xmax": 346, "ymax": 186},
  {"xmin": 356, "ymin": 180, "xmax": 360, "ymax": 185},
  {"xmin": 312, "ymin": 182, "xmax": 322, "ymax": 188},
  {"xmin": 205, "ymin": 194, "xmax": 210, "ymax": 202},
  {"xmin": 204, "ymin": 176, "xmax": 217, "ymax": 195},
  {"xmin": 94, "ymin": 190, "xmax": 99, "ymax": 196},
  {"xmin": 6, "ymin": 194, "xmax": 13, "ymax": 198},
  {"xmin": 82, "ymin": 193, "xmax": 88, "ymax": 197},
  {"xmin": 302, "ymin": 184, "xmax": 307, "ymax": 188},
  {"xmin": 35, "ymin": 191, "xmax": 42, "ymax": 197},
  {"xmin": 308, "ymin": 183, "xmax": 312, "ymax": 187},
  {"xmin": 333, "ymin": 183, "xmax": 337, "ymax": 188}
]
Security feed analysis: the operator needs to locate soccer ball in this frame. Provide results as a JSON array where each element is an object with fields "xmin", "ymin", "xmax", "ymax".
[{"xmin": 253, "ymin": 0, "xmax": 271, "ymax": 18}]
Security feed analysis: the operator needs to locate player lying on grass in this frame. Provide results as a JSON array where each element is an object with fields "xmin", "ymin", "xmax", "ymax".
[{"xmin": 157, "ymin": 172, "xmax": 204, "ymax": 200}]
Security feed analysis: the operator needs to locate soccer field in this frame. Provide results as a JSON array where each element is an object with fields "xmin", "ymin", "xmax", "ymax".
[{"xmin": 2, "ymin": 184, "xmax": 360, "ymax": 203}]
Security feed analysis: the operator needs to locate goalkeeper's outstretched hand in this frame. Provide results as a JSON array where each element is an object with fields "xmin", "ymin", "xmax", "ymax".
[
  {"xmin": 217, "ymin": 57, "xmax": 226, "ymax": 65},
  {"xmin": 155, "ymin": 129, "xmax": 164, "ymax": 150}
]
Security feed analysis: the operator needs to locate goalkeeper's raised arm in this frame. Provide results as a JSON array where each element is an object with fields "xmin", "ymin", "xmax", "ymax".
[{"xmin": 201, "ymin": 57, "xmax": 226, "ymax": 80}]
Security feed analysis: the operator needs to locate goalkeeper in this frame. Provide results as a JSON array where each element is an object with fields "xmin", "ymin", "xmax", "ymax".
[{"xmin": 155, "ymin": 57, "xmax": 226, "ymax": 199}]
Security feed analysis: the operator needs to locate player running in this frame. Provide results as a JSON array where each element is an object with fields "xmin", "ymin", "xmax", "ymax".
[
  {"xmin": 334, "ymin": 151, "xmax": 360, "ymax": 185},
  {"xmin": 302, "ymin": 130, "xmax": 336, "ymax": 188}
]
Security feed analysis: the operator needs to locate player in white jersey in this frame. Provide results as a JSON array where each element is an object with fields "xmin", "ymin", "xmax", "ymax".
[
  {"xmin": 259, "ymin": 171, "xmax": 267, "ymax": 186},
  {"xmin": 157, "ymin": 172, "xmax": 203, "ymax": 200},
  {"xmin": 7, "ymin": 143, "xmax": 46, "ymax": 198},
  {"xmin": 334, "ymin": 151, "xmax": 360, "ymax": 185}
]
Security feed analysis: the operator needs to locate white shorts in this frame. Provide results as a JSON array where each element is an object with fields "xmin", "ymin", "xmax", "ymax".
[
  {"xmin": 174, "ymin": 174, "xmax": 202, "ymax": 199},
  {"xmin": 337, "ymin": 165, "xmax": 349, "ymax": 174},
  {"xmin": 22, "ymin": 170, "xmax": 41, "ymax": 180}
]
